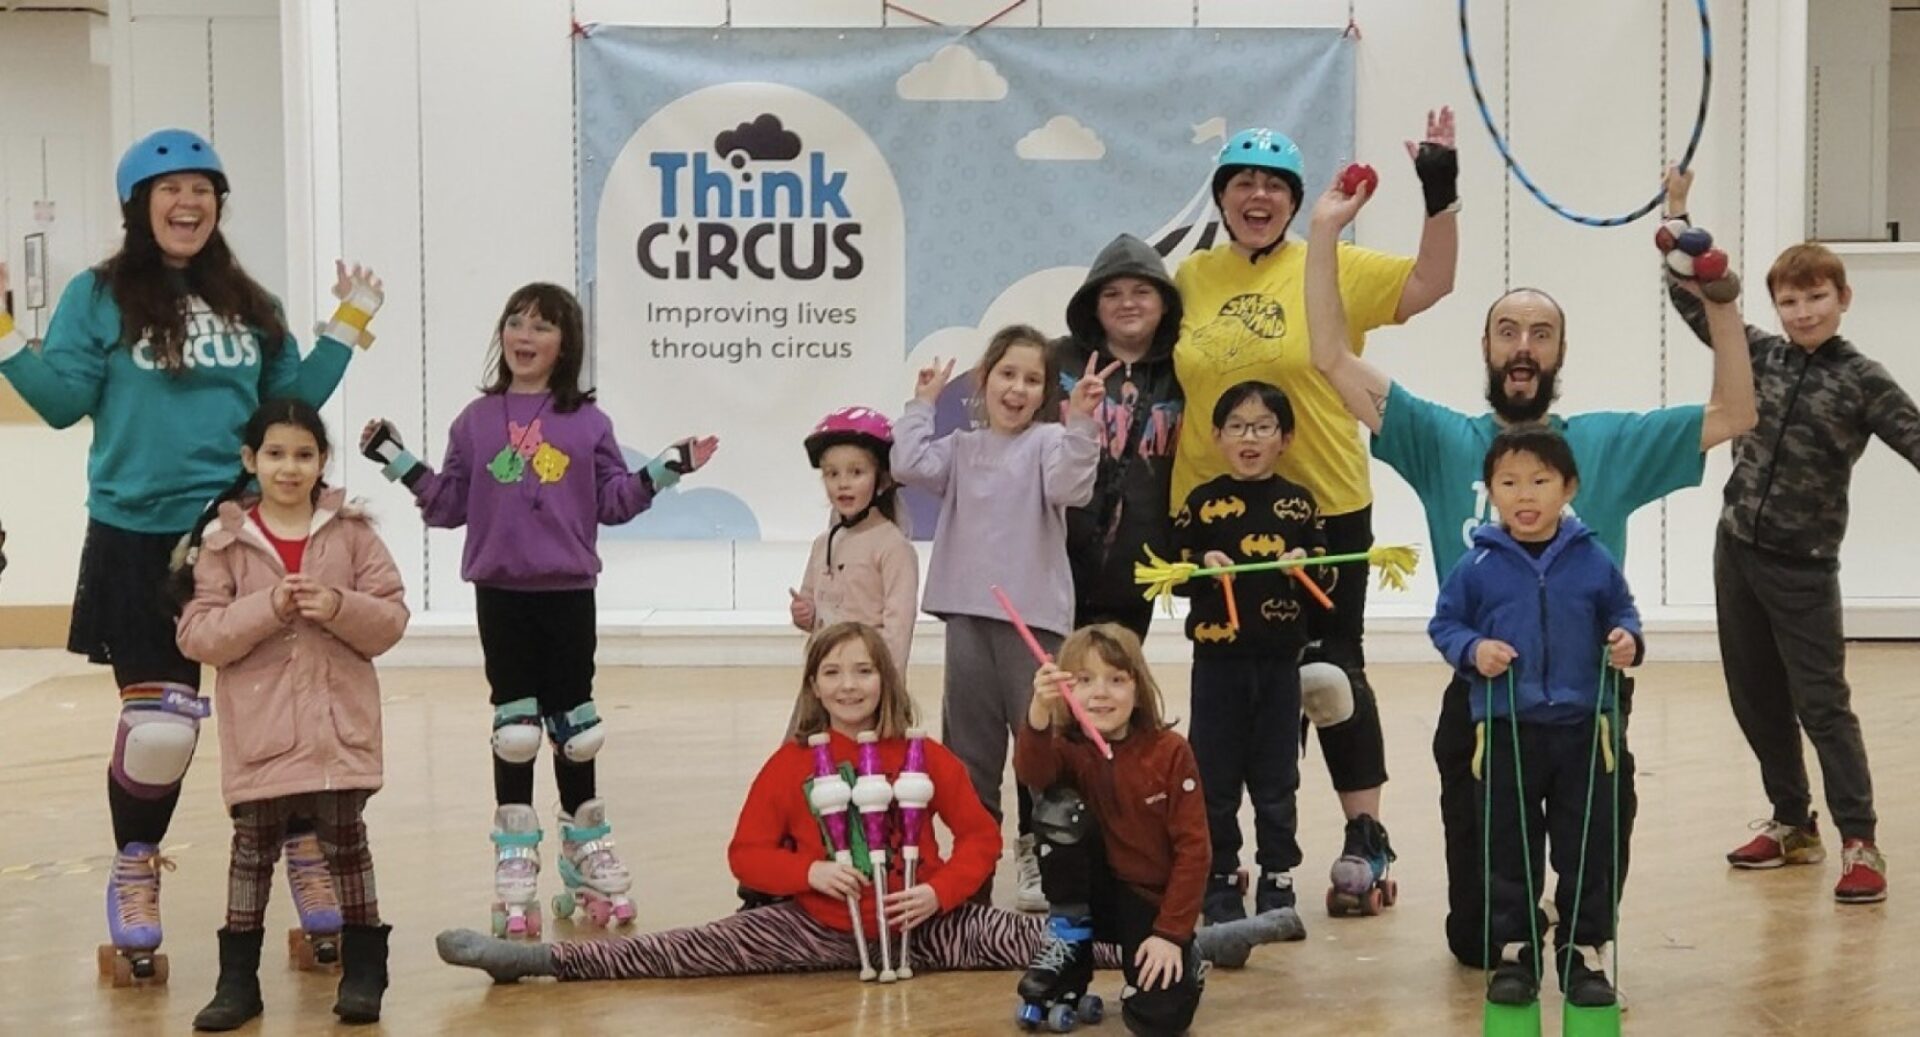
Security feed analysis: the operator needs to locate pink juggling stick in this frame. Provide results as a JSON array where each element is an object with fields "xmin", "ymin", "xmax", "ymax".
[
  {"xmin": 990, "ymin": 585, "xmax": 1114, "ymax": 760},
  {"xmin": 807, "ymin": 733, "xmax": 875, "ymax": 980},
  {"xmin": 852, "ymin": 732, "xmax": 897, "ymax": 982},
  {"xmin": 891, "ymin": 728, "xmax": 935, "ymax": 979}
]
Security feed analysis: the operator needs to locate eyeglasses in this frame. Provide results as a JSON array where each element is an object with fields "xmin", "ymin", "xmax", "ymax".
[{"xmin": 1221, "ymin": 421, "xmax": 1282, "ymax": 440}]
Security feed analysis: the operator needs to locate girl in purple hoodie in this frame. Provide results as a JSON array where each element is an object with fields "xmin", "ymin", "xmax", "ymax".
[{"xmin": 359, "ymin": 282, "xmax": 717, "ymax": 937}]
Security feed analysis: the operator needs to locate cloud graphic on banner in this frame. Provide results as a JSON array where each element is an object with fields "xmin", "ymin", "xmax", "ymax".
[
  {"xmin": 896, "ymin": 44, "xmax": 1007, "ymax": 101},
  {"xmin": 714, "ymin": 114, "xmax": 803, "ymax": 163},
  {"xmin": 1015, "ymin": 116, "xmax": 1105, "ymax": 161}
]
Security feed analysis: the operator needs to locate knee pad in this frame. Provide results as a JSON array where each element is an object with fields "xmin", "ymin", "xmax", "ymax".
[
  {"xmin": 546, "ymin": 702, "xmax": 605, "ymax": 764},
  {"xmin": 1300, "ymin": 662, "xmax": 1354, "ymax": 728},
  {"xmin": 1318, "ymin": 674, "xmax": 1388, "ymax": 792},
  {"xmin": 492, "ymin": 697, "xmax": 543, "ymax": 764},
  {"xmin": 111, "ymin": 683, "xmax": 208, "ymax": 798},
  {"xmin": 1030, "ymin": 786, "xmax": 1094, "ymax": 847}
]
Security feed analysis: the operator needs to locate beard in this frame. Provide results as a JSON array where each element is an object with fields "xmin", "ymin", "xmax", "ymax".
[{"xmin": 1485, "ymin": 360, "xmax": 1558, "ymax": 425}]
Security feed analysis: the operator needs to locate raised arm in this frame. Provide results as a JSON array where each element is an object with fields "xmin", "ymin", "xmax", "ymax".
[
  {"xmin": 1307, "ymin": 185, "xmax": 1394, "ymax": 434},
  {"xmin": 1691, "ymin": 283, "xmax": 1759, "ymax": 451},
  {"xmin": 0, "ymin": 272, "xmax": 112, "ymax": 429},
  {"xmin": 1392, "ymin": 107, "xmax": 1460, "ymax": 323},
  {"xmin": 890, "ymin": 359, "xmax": 958, "ymax": 492}
]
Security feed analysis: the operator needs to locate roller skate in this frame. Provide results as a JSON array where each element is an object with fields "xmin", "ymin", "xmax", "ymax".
[
  {"xmin": 489, "ymin": 804, "xmax": 544, "ymax": 939},
  {"xmin": 97, "ymin": 842, "xmax": 172, "ymax": 987},
  {"xmin": 282, "ymin": 831, "xmax": 343, "ymax": 970},
  {"xmin": 1327, "ymin": 813, "xmax": 1398, "ymax": 917},
  {"xmin": 1202, "ymin": 869, "xmax": 1248, "ymax": 925},
  {"xmin": 1015, "ymin": 915, "xmax": 1105, "ymax": 1033},
  {"xmin": 553, "ymin": 799, "xmax": 636, "ymax": 927}
]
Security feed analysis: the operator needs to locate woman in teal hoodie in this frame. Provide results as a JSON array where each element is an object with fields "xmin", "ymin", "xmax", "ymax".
[
  {"xmin": 0, "ymin": 128, "xmax": 383, "ymax": 981},
  {"xmin": 1427, "ymin": 428, "xmax": 1642, "ymax": 1012}
]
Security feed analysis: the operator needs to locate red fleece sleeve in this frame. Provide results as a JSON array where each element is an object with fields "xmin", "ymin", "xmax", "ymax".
[
  {"xmin": 1152, "ymin": 738, "xmax": 1211, "ymax": 943},
  {"xmin": 726, "ymin": 750, "xmax": 816, "ymax": 897},
  {"xmin": 923, "ymin": 744, "xmax": 1002, "ymax": 910}
]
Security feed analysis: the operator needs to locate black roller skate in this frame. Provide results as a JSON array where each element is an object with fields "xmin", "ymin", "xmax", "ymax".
[
  {"xmin": 1202, "ymin": 869, "xmax": 1248, "ymax": 925},
  {"xmin": 1015, "ymin": 915, "xmax": 1104, "ymax": 1033},
  {"xmin": 1327, "ymin": 814, "xmax": 1398, "ymax": 917}
]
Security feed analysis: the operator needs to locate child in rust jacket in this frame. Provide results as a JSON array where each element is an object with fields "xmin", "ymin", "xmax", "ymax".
[{"xmin": 176, "ymin": 399, "xmax": 408, "ymax": 1030}]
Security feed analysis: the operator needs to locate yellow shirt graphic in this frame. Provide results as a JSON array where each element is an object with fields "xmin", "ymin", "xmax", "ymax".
[{"xmin": 1171, "ymin": 240, "xmax": 1414, "ymax": 516}]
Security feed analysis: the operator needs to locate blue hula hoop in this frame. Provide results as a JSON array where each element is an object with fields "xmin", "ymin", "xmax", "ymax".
[{"xmin": 1460, "ymin": 0, "xmax": 1712, "ymax": 228}]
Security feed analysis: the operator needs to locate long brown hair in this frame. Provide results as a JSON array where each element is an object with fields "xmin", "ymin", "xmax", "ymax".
[
  {"xmin": 787, "ymin": 622, "xmax": 916, "ymax": 744},
  {"xmin": 99, "ymin": 179, "xmax": 286, "ymax": 373},
  {"xmin": 481, "ymin": 282, "xmax": 594, "ymax": 413},
  {"xmin": 1050, "ymin": 623, "xmax": 1174, "ymax": 736},
  {"xmin": 970, "ymin": 323, "xmax": 1060, "ymax": 428}
]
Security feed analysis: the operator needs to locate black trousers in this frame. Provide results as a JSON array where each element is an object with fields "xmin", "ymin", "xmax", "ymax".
[
  {"xmin": 1479, "ymin": 719, "xmax": 1619, "ymax": 959},
  {"xmin": 1305, "ymin": 507, "xmax": 1388, "ymax": 792},
  {"xmin": 1035, "ymin": 787, "xmax": 1203, "ymax": 1037},
  {"xmin": 1188, "ymin": 658, "xmax": 1302, "ymax": 874},
  {"xmin": 1436, "ymin": 675, "xmax": 1636, "ymax": 967},
  {"xmin": 477, "ymin": 586, "xmax": 600, "ymax": 814}
]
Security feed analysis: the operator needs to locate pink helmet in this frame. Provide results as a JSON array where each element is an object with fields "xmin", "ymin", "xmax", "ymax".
[{"xmin": 804, "ymin": 406, "xmax": 894, "ymax": 469}]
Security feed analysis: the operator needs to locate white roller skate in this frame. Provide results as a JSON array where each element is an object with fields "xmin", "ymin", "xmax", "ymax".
[
  {"xmin": 553, "ymin": 799, "xmax": 636, "ymax": 927},
  {"xmin": 490, "ymin": 804, "xmax": 543, "ymax": 939}
]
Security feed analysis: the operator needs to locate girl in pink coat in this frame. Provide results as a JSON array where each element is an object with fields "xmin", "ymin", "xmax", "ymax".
[{"xmin": 175, "ymin": 398, "xmax": 409, "ymax": 1030}]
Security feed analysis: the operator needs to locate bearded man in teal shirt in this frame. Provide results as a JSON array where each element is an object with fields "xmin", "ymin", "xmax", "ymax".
[{"xmin": 1302, "ymin": 177, "xmax": 1755, "ymax": 967}]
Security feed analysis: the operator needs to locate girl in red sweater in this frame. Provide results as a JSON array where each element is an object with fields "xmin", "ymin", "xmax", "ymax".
[{"xmin": 436, "ymin": 622, "xmax": 1281, "ymax": 983}]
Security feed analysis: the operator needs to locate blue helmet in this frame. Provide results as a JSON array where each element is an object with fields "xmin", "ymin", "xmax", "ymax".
[
  {"xmin": 116, "ymin": 129, "xmax": 227, "ymax": 204},
  {"xmin": 1211, "ymin": 128, "xmax": 1305, "ymax": 207}
]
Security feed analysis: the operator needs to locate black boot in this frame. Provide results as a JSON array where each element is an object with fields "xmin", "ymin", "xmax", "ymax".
[
  {"xmin": 193, "ymin": 928, "xmax": 265, "ymax": 1032},
  {"xmin": 1557, "ymin": 945, "xmax": 1617, "ymax": 1007},
  {"xmin": 333, "ymin": 923, "xmax": 391, "ymax": 1024},
  {"xmin": 1485, "ymin": 946, "xmax": 1540, "ymax": 1006}
]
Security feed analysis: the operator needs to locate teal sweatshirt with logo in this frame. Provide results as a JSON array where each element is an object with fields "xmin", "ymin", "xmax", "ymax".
[{"xmin": 0, "ymin": 270, "xmax": 354, "ymax": 533}]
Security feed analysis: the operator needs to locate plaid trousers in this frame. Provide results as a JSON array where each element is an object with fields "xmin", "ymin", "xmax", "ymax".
[{"xmin": 226, "ymin": 790, "xmax": 380, "ymax": 930}]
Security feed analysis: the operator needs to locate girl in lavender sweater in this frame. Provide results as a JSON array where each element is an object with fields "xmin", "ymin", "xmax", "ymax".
[
  {"xmin": 358, "ymin": 282, "xmax": 717, "ymax": 936},
  {"xmin": 892, "ymin": 323, "xmax": 1110, "ymax": 911}
]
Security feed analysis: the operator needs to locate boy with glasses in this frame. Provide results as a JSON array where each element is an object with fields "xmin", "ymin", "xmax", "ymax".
[{"xmin": 1171, "ymin": 380, "xmax": 1325, "ymax": 933}]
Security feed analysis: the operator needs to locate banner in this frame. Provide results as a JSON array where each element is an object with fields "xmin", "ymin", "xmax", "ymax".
[{"xmin": 577, "ymin": 28, "xmax": 1354, "ymax": 542}]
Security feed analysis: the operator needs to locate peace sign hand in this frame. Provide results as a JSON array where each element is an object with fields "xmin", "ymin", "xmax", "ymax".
[
  {"xmin": 914, "ymin": 357, "xmax": 956, "ymax": 405},
  {"xmin": 1067, "ymin": 354, "xmax": 1122, "ymax": 418}
]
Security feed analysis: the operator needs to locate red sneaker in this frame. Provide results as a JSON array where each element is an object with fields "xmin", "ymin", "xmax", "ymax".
[
  {"xmin": 1834, "ymin": 839, "xmax": 1888, "ymax": 904},
  {"xmin": 1727, "ymin": 813, "xmax": 1825, "ymax": 869}
]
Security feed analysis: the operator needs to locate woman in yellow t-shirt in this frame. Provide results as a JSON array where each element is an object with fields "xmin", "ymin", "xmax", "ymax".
[{"xmin": 1169, "ymin": 114, "xmax": 1458, "ymax": 920}]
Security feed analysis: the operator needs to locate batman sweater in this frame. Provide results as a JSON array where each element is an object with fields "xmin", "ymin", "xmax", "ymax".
[{"xmin": 1170, "ymin": 473, "xmax": 1325, "ymax": 660}]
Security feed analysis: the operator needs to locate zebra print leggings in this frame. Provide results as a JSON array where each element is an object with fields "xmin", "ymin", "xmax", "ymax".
[{"xmin": 552, "ymin": 901, "xmax": 1121, "ymax": 981}]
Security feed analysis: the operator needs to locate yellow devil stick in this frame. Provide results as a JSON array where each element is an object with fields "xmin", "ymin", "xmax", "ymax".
[{"xmin": 1136, "ymin": 545, "xmax": 1421, "ymax": 614}]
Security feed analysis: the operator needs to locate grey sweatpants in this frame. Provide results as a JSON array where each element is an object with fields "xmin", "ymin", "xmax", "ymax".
[
  {"xmin": 942, "ymin": 614, "xmax": 1060, "ymax": 829},
  {"xmin": 1714, "ymin": 527, "xmax": 1877, "ymax": 842}
]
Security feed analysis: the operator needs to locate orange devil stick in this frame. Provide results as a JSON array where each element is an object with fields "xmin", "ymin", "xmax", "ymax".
[
  {"xmin": 1219, "ymin": 573, "xmax": 1241, "ymax": 630},
  {"xmin": 990, "ymin": 585, "xmax": 1114, "ymax": 761},
  {"xmin": 1291, "ymin": 569, "xmax": 1335, "ymax": 610}
]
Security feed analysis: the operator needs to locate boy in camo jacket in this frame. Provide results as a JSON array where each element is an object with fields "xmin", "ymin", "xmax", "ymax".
[{"xmin": 1667, "ymin": 217, "xmax": 1920, "ymax": 903}]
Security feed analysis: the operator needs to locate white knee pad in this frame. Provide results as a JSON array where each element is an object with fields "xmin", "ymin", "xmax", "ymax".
[
  {"xmin": 111, "ymin": 684, "xmax": 208, "ymax": 797},
  {"xmin": 492, "ymin": 697, "xmax": 543, "ymax": 764},
  {"xmin": 546, "ymin": 702, "xmax": 605, "ymax": 764},
  {"xmin": 1300, "ymin": 662, "xmax": 1355, "ymax": 728}
]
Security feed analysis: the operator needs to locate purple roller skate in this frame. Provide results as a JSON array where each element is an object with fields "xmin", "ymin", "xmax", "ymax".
[
  {"xmin": 98, "ymin": 842, "xmax": 172, "ymax": 986},
  {"xmin": 283, "ymin": 831, "xmax": 344, "ymax": 969}
]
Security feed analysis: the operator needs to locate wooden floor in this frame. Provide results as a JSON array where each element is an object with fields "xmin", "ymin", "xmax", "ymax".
[{"xmin": 1, "ymin": 647, "xmax": 1916, "ymax": 1036}]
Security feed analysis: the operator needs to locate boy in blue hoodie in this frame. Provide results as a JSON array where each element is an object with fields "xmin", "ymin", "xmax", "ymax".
[{"xmin": 1428, "ymin": 428, "xmax": 1642, "ymax": 1009}]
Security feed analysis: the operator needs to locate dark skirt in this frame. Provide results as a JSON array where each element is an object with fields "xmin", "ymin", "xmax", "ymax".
[{"xmin": 68, "ymin": 519, "xmax": 199, "ymax": 688}]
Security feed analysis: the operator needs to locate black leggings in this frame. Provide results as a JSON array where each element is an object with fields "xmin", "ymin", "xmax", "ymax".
[{"xmin": 478, "ymin": 586, "xmax": 600, "ymax": 814}]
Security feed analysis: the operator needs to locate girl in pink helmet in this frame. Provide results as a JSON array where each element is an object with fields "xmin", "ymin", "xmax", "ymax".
[{"xmin": 791, "ymin": 407, "xmax": 919, "ymax": 676}]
